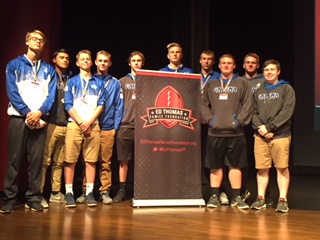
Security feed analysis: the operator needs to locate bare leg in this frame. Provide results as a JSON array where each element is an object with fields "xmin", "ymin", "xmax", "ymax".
[
  {"xmin": 277, "ymin": 167, "xmax": 290, "ymax": 199},
  {"xmin": 257, "ymin": 168, "xmax": 269, "ymax": 197}
]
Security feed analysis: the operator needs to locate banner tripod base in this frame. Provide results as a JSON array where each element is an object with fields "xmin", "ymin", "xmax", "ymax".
[{"xmin": 132, "ymin": 198, "xmax": 206, "ymax": 207}]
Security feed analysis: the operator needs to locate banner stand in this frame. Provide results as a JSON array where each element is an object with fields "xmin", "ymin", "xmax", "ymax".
[{"xmin": 133, "ymin": 70, "xmax": 205, "ymax": 207}]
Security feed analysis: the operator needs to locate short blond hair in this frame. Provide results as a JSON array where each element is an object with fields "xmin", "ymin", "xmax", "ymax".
[
  {"xmin": 76, "ymin": 49, "xmax": 92, "ymax": 61},
  {"xmin": 96, "ymin": 50, "xmax": 112, "ymax": 59},
  {"xmin": 167, "ymin": 42, "xmax": 182, "ymax": 52},
  {"xmin": 25, "ymin": 30, "xmax": 46, "ymax": 44}
]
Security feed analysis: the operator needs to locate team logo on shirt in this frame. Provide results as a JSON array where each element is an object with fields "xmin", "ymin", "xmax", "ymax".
[
  {"xmin": 140, "ymin": 86, "xmax": 196, "ymax": 130},
  {"xmin": 125, "ymin": 83, "xmax": 135, "ymax": 90},
  {"xmin": 258, "ymin": 92, "xmax": 280, "ymax": 102},
  {"xmin": 214, "ymin": 86, "xmax": 237, "ymax": 93}
]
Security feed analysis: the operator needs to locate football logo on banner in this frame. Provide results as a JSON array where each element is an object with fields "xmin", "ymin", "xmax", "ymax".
[{"xmin": 140, "ymin": 85, "xmax": 196, "ymax": 130}]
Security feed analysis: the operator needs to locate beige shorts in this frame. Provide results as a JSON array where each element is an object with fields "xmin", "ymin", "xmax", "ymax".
[
  {"xmin": 254, "ymin": 135, "xmax": 291, "ymax": 169},
  {"xmin": 65, "ymin": 122, "xmax": 100, "ymax": 163}
]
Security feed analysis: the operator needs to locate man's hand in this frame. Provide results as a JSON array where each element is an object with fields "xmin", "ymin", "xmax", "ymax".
[
  {"xmin": 26, "ymin": 110, "xmax": 42, "ymax": 126},
  {"xmin": 264, "ymin": 132, "xmax": 274, "ymax": 139},
  {"xmin": 258, "ymin": 125, "xmax": 268, "ymax": 136}
]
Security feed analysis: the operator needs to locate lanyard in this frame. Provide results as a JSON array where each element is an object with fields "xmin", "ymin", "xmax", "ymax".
[
  {"xmin": 81, "ymin": 77, "xmax": 90, "ymax": 99},
  {"xmin": 128, "ymin": 73, "xmax": 136, "ymax": 81},
  {"xmin": 220, "ymin": 76, "xmax": 233, "ymax": 93},
  {"xmin": 201, "ymin": 73, "xmax": 212, "ymax": 91}
]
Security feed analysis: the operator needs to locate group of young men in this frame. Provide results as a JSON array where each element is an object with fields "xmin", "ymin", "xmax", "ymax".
[
  {"xmin": 0, "ymin": 29, "xmax": 295, "ymax": 214},
  {"xmin": 200, "ymin": 51, "xmax": 295, "ymax": 213}
]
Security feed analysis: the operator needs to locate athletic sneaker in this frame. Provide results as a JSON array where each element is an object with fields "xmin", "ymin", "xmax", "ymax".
[
  {"xmin": 25, "ymin": 201, "xmax": 44, "ymax": 212},
  {"xmin": 251, "ymin": 196, "xmax": 266, "ymax": 210},
  {"xmin": 101, "ymin": 191, "xmax": 113, "ymax": 205},
  {"xmin": 41, "ymin": 198, "xmax": 49, "ymax": 209},
  {"xmin": 0, "ymin": 201, "xmax": 14, "ymax": 214},
  {"xmin": 65, "ymin": 193, "xmax": 76, "ymax": 208},
  {"xmin": 113, "ymin": 189, "xmax": 126, "ymax": 203},
  {"xmin": 276, "ymin": 198, "xmax": 289, "ymax": 213},
  {"xmin": 219, "ymin": 192, "xmax": 229, "ymax": 205},
  {"xmin": 231, "ymin": 196, "xmax": 249, "ymax": 209},
  {"xmin": 76, "ymin": 192, "xmax": 86, "ymax": 204},
  {"xmin": 207, "ymin": 194, "xmax": 220, "ymax": 208},
  {"xmin": 86, "ymin": 192, "xmax": 97, "ymax": 207},
  {"xmin": 49, "ymin": 192, "xmax": 65, "ymax": 203}
]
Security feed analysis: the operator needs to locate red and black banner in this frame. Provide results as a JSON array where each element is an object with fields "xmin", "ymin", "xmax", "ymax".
[{"xmin": 133, "ymin": 70, "xmax": 205, "ymax": 207}]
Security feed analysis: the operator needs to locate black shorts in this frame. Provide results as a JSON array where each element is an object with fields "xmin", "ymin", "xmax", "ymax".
[
  {"xmin": 116, "ymin": 127, "xmax": 134, "ymax": 161},
  {"xmin": 205, "ymin": 136, "xmax": 247, "ymax": 169}
]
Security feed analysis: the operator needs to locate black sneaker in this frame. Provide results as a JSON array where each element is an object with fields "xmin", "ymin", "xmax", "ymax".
[
  {"xmin": 251, "ymin": 196, "xmax": 266, "ymax": 210},
  {"xmin": 24, "ymin": 201, "xmax": 44, "ymax": 212},
  {"xmin": 276, "ymin": 198, "xmax": 289, "ymax": 213},
  {"xmin": 231, "ymin": 196, "xmax": 249, "ymax": 209},
  {"xmin": 65, "ymin": 193, "xmax": 76, "ymax": 208},
  {"xmin": 86, "ymin": 192, "xmax": 97, "ymax": 207},
  {"xmin": 207, "ymin": 194, "xmax": 220, "ymax": 208},
  {"xmin": 113, "ymin": 189, "xmax": 126, "ymax": 203},
  {"xmin": 0, "ymin": 201, "xmax": 14, "ymax": 214}
]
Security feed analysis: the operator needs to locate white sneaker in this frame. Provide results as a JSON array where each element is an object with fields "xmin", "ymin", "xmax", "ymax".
[
  {"xmin": 49, "ymin": 192, "xmax": 65, "ymax": 203},
  {"xmin": 41, "ymin": 198, "xmax": 49, "ymax": 208},
  {"xmin": 219, "ymin": 192, "xmax": 229, "ymax": 205}
]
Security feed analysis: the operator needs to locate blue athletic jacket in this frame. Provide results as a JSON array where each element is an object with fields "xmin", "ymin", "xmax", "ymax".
[
  {"xmin": 159, "ymin": 65, "xmax": 193, "ymax": 73},
  {"xmin": 6, "ymin": 55, "xmax": 57, "ymax": 117},
  {"xmin": 64, "ymin": 74, "xmax": 106, "ymax": 123},
  {"xmin": 94, "ymin": 73, "xmax": 123, "ymax": 131}
]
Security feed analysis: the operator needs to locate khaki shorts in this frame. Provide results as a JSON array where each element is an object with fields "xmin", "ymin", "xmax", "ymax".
[
  {"xmin": 254, "ymin": 135, "xmax": 291, "ymax": 169},
  {"xmin": 65, "ymin": 122, "xmax": 100, "ymax": 163}
]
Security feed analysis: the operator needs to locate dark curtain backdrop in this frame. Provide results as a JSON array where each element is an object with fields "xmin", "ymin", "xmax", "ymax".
[{"xmin": 1, "ymin": 0, "xmax": 319, "ymax": 191}]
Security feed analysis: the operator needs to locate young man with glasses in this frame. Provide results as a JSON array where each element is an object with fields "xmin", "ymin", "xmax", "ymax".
[{"xmin": 1, "ymin": 30, "xmax": 57, "ymax": 214}]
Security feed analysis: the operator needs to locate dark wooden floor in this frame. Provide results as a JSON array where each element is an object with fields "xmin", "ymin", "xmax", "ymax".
[
  {"xmin": 1, "ymin": 170, "xmax": 320, "ymax": 239},
  {"xmin": 0, "ymin": 200, "xmax": 320, "ymax": 240}
]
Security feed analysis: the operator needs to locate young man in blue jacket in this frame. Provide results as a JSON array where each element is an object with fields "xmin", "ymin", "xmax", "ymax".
[
  {"xmin": 159, "ymin": 42, "xmax": 193, "ymax": 73},
  {"xmin": 1, "ymin": 30, "xmax": 57, "ymax": 214},
  {"xmin": 63, "ymin": 50, "xmax": 105, "ymax": 208},
  {"xmin": 76, "ymin": 50, "xmax": 123, "ymax": 205}
]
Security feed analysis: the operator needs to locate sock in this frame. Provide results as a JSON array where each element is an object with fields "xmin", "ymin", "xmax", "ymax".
[
  {"xmin": 211, "ymin": 187, "xmax": 219, "ymax": 196},
  {"xmin": 65, "ymin": 184, "xmax": 73, "ymax": 194},
  {"xmin": 120, "ymin": 182, "xmax": 126, "ymax": 191},
  {"xmin": 86, "ymin": 183, "xmax": 94, "ymax": 195},
  {"xmin": 232, "ymin": 189, "xmax": 241, "ymax": 198}
]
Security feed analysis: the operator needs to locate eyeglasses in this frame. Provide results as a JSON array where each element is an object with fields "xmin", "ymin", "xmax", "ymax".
[
  {"xmin": 245, "ymin": 61, "xmax": 257, "ymax": 64},
  {"xmin": 30, "ymin": 36, "xmax": 45, "ymax": 44}
]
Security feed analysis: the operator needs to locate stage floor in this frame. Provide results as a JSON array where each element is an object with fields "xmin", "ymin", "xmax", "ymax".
[
  {"xmin": 1, "ymin": 173, "xmax": 320, "ymax": 239},
  {"xmin": 0, "ymin": 200, "xmax": 320, "ymax": 239}
]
